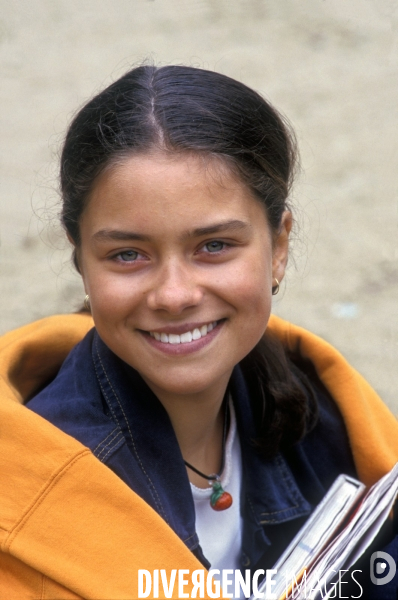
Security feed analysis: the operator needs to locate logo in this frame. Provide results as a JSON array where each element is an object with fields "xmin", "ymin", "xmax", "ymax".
[{"xmin": 370, "ymin": 551, "xmax": 397, "ymax": 586}]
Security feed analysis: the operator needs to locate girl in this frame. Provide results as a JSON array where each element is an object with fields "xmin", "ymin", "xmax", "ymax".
[{"xmin": 0, "ymin": 65, "xmax": 397, "ymax": 599}]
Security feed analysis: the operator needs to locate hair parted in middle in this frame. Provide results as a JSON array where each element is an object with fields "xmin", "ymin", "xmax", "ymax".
[{"xmin": 61, "ymin": 64, "xmax": 297, "ymax": 250}]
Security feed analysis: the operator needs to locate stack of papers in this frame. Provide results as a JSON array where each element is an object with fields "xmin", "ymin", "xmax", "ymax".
[{"xmin": 252, "ymin": 463, "xmax": 398, "ymax": 600}]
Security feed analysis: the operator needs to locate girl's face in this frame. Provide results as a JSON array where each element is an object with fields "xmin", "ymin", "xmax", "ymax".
[{"xmin": 78, "ymin": 153, "xmax": 291, "ymax": 400}]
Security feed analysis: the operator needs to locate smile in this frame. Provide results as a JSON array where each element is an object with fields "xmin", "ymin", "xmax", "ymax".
[{"xmin": 149, "ymin": 321, "xmax": 218, "ymax": 344}]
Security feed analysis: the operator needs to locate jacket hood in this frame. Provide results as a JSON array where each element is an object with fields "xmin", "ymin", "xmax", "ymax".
[
  {"xmin": 267, "ymin": 316, "xmax": 398, "ymax": 486},
  {"xmin": 0, "ymin": 313, "xmax": 397, "ymax": 598}
]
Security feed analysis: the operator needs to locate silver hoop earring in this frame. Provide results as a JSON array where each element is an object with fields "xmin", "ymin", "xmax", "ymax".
[
  {"xmin": 83, "ymin": 294, "xmax": 91, "ymax": 311},
  {"xmin": 272, "ymin": 278, "xmax": 280, "ymax": 295}
]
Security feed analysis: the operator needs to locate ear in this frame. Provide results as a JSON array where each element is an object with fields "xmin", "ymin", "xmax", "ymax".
[{"xmin": 272, "ymin": 210, "xmax": 292, "ymax": 284}]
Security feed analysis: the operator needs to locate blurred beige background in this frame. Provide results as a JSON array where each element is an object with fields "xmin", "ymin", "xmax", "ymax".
[{"xmin": 1, "ymin": 0, "xmax": 398, "ymax": 411}]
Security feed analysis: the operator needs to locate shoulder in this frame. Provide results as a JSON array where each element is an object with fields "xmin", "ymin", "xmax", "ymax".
[
  {"xmin": 268, "ymin": 314, "xmax": 398, "ymax": 486},
  {"xmin": 284, "ymin": 355, "xmax": 357, "ymax": 504},
  {"xmin": 27, "ymin": 327, "xmax": 119, "ymax": 455},
  {"xmin": 0, "ymin": 313, "xmax": 94, "ymax": 403}
]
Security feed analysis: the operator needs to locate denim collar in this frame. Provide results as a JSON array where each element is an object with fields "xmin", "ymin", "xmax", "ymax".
[{"xmin": 91, "ymin": 331, "xmax": 312, "ymax": 563}]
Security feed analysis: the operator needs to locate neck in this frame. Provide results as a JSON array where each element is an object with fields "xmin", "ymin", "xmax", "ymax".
[{"xmin": 142, "ymin": 372, "xmax": 231, "ymax": 488}]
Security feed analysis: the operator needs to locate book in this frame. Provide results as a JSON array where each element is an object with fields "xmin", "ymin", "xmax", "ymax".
[{"xmin": 252, "ymin": 462, "xmax": 398, "ymax": 600}]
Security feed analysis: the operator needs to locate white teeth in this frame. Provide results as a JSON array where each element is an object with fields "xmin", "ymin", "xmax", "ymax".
[
  {"xmin": 149, "ymin": 321, "xmax": 219, "ymax": 344},
  {"xmin": 192, "ymin": 328, "xmax": 201, "ymax": 340},
  {"xmin": 180, "ymin": 331, "xmax": 193, "ymax": 343}
]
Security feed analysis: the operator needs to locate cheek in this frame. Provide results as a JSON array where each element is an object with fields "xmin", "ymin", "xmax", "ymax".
[
  {"xmin": 83, "ymin": 267, "xmax": 141, "ymax": 321},
  {"xmin": 227, "ymin": 247, "xmax": 272, "ymax": 303},
  {"xmin": 220, "ymin": 254, "xmax": 273, "ymax": 329}
]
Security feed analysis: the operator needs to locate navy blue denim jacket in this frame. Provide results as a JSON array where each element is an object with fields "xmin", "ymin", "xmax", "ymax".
[
  {"xmin": 27, "ymin": 328, "xmax": 396, "ymax": 597},
  {"xmin": 28, "ymin": 328, "xmax": 355, "ymax": 565}
]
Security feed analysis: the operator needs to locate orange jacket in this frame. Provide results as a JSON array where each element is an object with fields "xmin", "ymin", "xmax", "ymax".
[{"xmin": 0, "ymin": 313, "xmax": 397, "ymax": 599}]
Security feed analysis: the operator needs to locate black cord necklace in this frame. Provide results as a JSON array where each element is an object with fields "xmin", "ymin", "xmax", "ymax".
[{"xmin": 184, "ymin": 398, "xmax": 233, "ymax": 511}]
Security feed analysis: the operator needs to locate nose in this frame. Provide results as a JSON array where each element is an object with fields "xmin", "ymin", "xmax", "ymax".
[{"xmin": 146, "ymin": 260, "xmax": 203, "ymax": 314}]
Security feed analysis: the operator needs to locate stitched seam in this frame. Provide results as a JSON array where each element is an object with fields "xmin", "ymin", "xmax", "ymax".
[
  {"xmin": 260, "ymin": 506, "xmax": 297, "ymax": 516},
  {"xmin": 93, "ymin": 426, "xmax": 120, "ymax": 454},
  {"xmin": 93, "ymin": 338, "xmax": 167, "ymax": 520},
  {"xmin": 276, "ymin": 454, "xmax": 301, "ymax": 506},
  {"xmin": 95, "ymin": 430, "xmax": 123, "ymax": 460},
  {"xmin": 100, "ymin": 444, "xmax": 120, "ymax": 463},
  {"xmin": 260, "ymin": 518, "xmax": 284, "ymax": 524},
  {"xmin": 96, "ymin": 430, "xmax": 123, "ymax": 460},
  {"xmin": 99, "ymin": 433, "xmax": 125, "ymax": 462},
  {"xmin": 255, "ymin": 457, "xmax": 298, "ymax": 525},
  {"xmin": 182, "ymin": 532, "xmax": 197, "ymax": 543},
  {"xmin": 260, "ymin": 457, "xmax": 299, "ymax": 517},
  {"xmin": 246, "ymin": 494, "xmax": 260, "ymax": 526},
  {"xmin": 4, "ymin": 450, "xmax": 91, "ymax": 551},
  {"xmin": 92, "ymin": 345, "xmax": 164, "ymax": 515}
]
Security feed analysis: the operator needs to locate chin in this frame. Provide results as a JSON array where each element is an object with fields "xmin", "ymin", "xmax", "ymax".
[
  {"xmin": 153, "ymin": 377, "xmax": 214, "ymax": 396},
  {"xmin": 141, "ymin": 369, "xmax": 230, "ymax": 398}
]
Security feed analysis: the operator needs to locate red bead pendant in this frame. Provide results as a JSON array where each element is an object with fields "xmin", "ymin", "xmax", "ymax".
[{"xmin": 210, "ymin": 481, "xmax": 233, "ymax": 511}]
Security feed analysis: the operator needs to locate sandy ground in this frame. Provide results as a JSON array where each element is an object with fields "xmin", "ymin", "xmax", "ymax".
[{"xmin": 1, "ymin": 0, "xmax": 398, "ymax": 412}]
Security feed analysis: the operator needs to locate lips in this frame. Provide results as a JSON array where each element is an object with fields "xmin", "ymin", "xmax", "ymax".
[{"xmin": 148, "ymin": 321, "xmax": 218, "ymax": 344}]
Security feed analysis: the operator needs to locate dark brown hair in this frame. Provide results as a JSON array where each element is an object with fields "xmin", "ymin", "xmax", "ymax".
[{"xmin": 60, "ymin": 65, "xmax": 317, "ymax": 457}]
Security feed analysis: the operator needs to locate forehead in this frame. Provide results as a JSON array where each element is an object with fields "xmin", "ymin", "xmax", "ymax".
[{"xmin": 82, "ymin": 152, "xmax": 269, "ymax": 234}]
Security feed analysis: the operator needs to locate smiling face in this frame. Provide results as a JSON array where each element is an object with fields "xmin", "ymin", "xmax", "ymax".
[{"xmin": 78, "ymin": 152, "xmax": 291, "ymax": 402}]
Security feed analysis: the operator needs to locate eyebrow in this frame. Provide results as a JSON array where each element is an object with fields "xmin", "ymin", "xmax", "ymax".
[
  {"xmin": 187, "ymin": 219, "xmax": 250, "ymax": 238},
  {"xmin": 93, "ymin": 229, "xmax": 150, "ymax": 242},
  {"xmin": 92, "ymin": 219, "xmax": 250, "ymax": 243}
]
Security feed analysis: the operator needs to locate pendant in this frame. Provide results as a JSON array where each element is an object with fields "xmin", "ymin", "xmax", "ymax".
[{"xmin": 210, "ymin": 480, "xmax": 233, "ymax": 511}]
